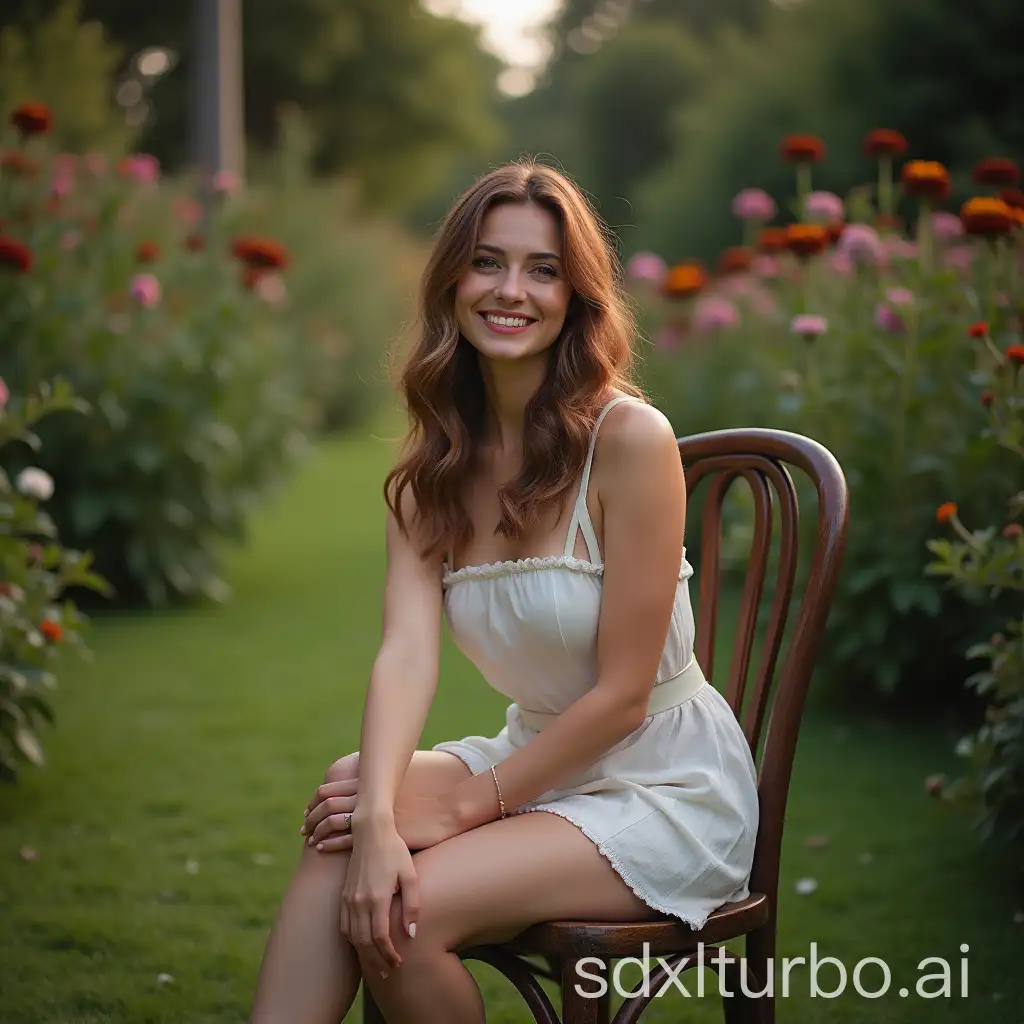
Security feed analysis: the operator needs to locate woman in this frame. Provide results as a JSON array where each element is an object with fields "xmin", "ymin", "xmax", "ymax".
[{"xmin": 249, "ymin": 160, "xmax": 759, "ymax": 1024}]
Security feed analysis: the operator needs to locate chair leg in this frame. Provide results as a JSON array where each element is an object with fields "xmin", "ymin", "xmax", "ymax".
[
  {"xmin": 721, "ymin": 961, "xmax": 765, "ymax": 1024},
  {"xmin": 363, "ymin": 985, "xmax": 386, "ymax": 1024},
  {"xmin": 561, "ymin": 956, "xmax": 610, "ymax": 1024}
]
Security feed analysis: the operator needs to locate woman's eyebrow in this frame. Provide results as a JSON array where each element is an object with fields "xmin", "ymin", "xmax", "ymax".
[{"xmin": 475, "ymin": 242, "xmax": 562, "ymax": 261}]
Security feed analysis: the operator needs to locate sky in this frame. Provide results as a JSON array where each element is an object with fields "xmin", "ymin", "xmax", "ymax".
[{"xmin": 422, "ymin": 0, "xmax": 563, "ymax": 96}]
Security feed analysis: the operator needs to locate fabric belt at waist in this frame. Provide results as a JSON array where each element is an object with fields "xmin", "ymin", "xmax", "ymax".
[{"xmin": 516, "ymin": 656, "xmax": 708, "ymax": 733}]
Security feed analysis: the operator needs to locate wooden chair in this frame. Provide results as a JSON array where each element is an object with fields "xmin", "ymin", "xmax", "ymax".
[{"xmin": 364, "ymin": 426, "xmax": 849, "ymax": 1024}]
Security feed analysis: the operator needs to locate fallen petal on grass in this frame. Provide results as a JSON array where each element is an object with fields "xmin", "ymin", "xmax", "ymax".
[
  {"xmin": 184, "ymin": 857, "xmax": 199, "ymax": 874},
  {"xmin": 19, "ymin": 845, "xmax": 38, "ymax": 861},
  {"xmin": 252, "ymin": 852, "xmax": 274, "ymax": 866},
  {"xmin": 156, "ymin": 973, "xmax": 174, "ymax": 985},
  {"xmin": 794, "ymin": 877, "xmax": 818, "ymax": 895},
  {"xmin": 805, "ymin": 834, "xmax": 829, "ymax": 849}
]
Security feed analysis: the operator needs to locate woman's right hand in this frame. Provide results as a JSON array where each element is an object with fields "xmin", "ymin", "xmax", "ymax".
[{"xmin": 341, "ymin": 818, "xmax": 420, "ymax": 978}]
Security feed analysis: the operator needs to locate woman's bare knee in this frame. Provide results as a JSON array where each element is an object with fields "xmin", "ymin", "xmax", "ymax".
[{"xmin": 324, "ymin": 751, "xmax": 360, "ymax": 784}]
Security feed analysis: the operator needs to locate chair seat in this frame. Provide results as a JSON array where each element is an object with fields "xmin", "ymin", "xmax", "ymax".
[{"xmin": 498, "ymin": 893, "xmax": 769, "ymax": 959}]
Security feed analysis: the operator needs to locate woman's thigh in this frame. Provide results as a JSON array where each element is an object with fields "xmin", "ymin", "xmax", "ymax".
[
  {"xmin": 324, "ymin": 749, "xmax": 472, "ymax": 801},
  {"xmin": 384, "ymin": 809, "xmax": 663, "ymax": 954}
]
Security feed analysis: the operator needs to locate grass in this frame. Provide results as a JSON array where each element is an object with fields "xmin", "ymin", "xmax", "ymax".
[{"xmin": 1, "ymin": 409, "xmax": 1022, "ymax": 1023}]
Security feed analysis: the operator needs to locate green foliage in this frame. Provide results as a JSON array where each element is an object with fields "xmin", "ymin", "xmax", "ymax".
[
  {"xmin": 0, "ymin": 0, "xmax": 504, "ymax": 211},
  {"xmin": 635, "ymin": 0, "xmax": 1024, "ymax": 261},
  {"xmin": 0, "ymin": 378, "xmax": 111, "ymax": 783},
  {"xmin": 925, "ymin": 378, "xmax": 1023, "ymax": 849},
  {"xmin": 0, "ymin": 0, "xmax": 133, "ymax": 155},
  {"xmin": 634, "ymin": 148, "xmax": 1021, "ymax": 704}
]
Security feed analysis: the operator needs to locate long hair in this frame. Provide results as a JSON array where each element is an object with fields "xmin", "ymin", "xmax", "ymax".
[{"xmin": 383, "ymin": 159, "xmax": 647, "ymax": 561}]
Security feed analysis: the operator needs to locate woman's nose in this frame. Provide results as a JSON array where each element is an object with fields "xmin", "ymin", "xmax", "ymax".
[{"xmin": 494, "ymin": 268, "xmax": 527, "ymax": 302}]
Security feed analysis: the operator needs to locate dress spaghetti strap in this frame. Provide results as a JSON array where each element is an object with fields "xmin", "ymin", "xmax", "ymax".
[{"xmin": 562, "ymin": 395, "xmax": 635, "ymax": 563}]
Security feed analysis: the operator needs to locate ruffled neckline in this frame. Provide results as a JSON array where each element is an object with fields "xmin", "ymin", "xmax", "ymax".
[{"xmin": 442, "ymin": 554, "xmax": 604, "ymax": 588}]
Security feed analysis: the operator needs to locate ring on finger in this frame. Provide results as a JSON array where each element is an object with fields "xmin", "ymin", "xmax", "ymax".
[{"xmin": 343, "ymin": 812, "xmax": 352, "ymax": 831}]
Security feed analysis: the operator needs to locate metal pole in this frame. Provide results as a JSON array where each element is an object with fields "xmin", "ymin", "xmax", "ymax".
[{"xmin": 193, "ymin": 0, "xmax": 244, "ymax": 204}]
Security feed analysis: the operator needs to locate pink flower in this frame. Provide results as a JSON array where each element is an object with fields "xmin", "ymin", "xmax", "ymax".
[
  {"xmin": 884, "ymin": 236, "xmax": 916, "ymax": 260},
  {"xmin": 172, "ymin": 197, "xmax": 203, "ymax": 226},
  {"xmin": 626, "ymin": 251, "xmax": 667, "ymax": 285},
  {"xmin": 129, "ymin": 273, "xmax": 161, "ymax": 308},
  {"xmin": 931, "ymin": 211, "xmax": 964, "ymax": 240},
  {"xmin": 803, "ymin": 190, "xmax": 845, "ymax": 223},
  {"xmin": 790, "ymin": 314, "xmax": 828, "ymax": 337},
  {"xmin": 943, "ymin": 245, "xmax": 974, "ymax": 273},
  {"xmin": 875, "ymin": 304, "xmax": 905, "ymax": 334},
  {"xmin": 750, "ymin": 254, "xmax": 781, "ymax": 279},
  {"xmin": 0, "ymin": 377, "xmax": 9, "ymax": 410},
  {"xmin": 829, "ymin": 251, "xmax": 853, "ymax": 275},
  {"xmin": 838, "ymin": 223, "xmax": 884, "ymax": 266},
  {"xmin": 50, "ymin": 174, "xmax": 74, "ymax": 198},
  {"xmin": 60, "ymin": 230, "xmax": 81, "ymax": 252},
  {"xmin": 732, "ymin": 188, "xmax": 776, "ymax": 222},
  {"xmin": 694, "ymin": 297, "xmax": 740, "ymax": 331},
  {"xmin": 213, "ymin": 169, "xmax": 240, "ymax": 196},
  {"xmin": 255, "ymin": 272, "xmax": 287, "ymax": 306},
  {"xmin": 122, "ymin": 153, "xmax": 160, "ymax": 183},
  {"xmin": 885, "ymin": 287, "xmax": 915, "ymax": 307}
]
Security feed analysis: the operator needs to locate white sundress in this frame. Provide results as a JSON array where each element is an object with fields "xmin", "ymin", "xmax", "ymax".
[{"xmin": 433, "ymin": 394, "xmax": 760, "ymax": 930}]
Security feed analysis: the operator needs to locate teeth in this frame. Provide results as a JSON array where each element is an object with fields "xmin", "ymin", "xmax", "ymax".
[{"xmin": 484, "ymin": 314, "xmax": 531, "ymax": 328}]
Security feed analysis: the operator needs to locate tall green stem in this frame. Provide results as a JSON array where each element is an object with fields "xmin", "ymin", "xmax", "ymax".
[{"xmin": 879, "ymin": 155, "xmax": 894, "ymax": 220}]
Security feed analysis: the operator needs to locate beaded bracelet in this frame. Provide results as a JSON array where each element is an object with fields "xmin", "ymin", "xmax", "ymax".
[{"xmin": 490, "ymin": 764, "xmax": 507, "ymax": 819}]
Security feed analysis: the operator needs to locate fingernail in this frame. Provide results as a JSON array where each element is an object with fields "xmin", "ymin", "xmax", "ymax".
[
  {"xmin": 408, "ymin": 922, "xmax": 416, "ymax": 939},
  {"xmin": 316, "ymin": 842, "xmax": 324, "ymax": 850},
  {"xmin": 303, "ymin": 808, "xmax": 308, "ymax": 818},
  {"xmin": 299, "ymin": 825, "xmax": 306, "ymax": 835}
]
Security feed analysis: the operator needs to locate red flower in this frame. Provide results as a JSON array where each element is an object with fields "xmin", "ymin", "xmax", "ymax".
[
  {"xmin": 185, "ymin": 233, "xmax": 204, "ymax": 252},
  {"xmin": 0, "ymin": 236, "xmax": 33, "ymax": 273},
  {"xmin": 10, "ymin": 101, "xmax": 52, "ymax": 137},
  {"xmin": 784, "ymin": 223, "xmax": 828, "ymax": 258},
  {"xmin": 757, "ymin": 227, "xmax": 787, "ymax": 253},
  {"xmin": 1000, "ymin": 188, "xmax": 1024, "ymax": 209},
  {"xmin": 1006, "ymin": 344, "xmax": 1024, "ymax": 367},
  {"xmin": 1003, "ymin": 523, "xmax": 1023, "ymax": 540},
  {"xmin": 875, "ymin": 213, "xmax": 903, "ymax": 231},
  {"xmin": 972, "ymin": 158, "xmax": 1020, "ymax": 186},
  {"xmin": 0, "ymin": 151, "xmax": 38, "ymax": 178},
  {"xmin": 968, "ymin": 321, "xmax": 989, "ymax": 339},
  {"xmin": 40, "ymin": 619, "xmax": 62, "ymax": 643},
  {"xmin": 780, "ymin": 134, "xmax": 826, "ymax": 163},
  {"xmin": 136, "ymin": 240, "xmax": 160, "ymax": 263},
  {"xmin": 863, "ymin": 129, "xmax": 907, "ymax": 158},
  {"xmin": 901, "ymin": 161, "xmax": 950, "ymax": 201},
  {"xmin": 935, "ymin": 502, "xmax": 958, "ymax": 525},
  {"xmin": 231, "ymin": 235, "xmax": 290, "ymax": 270},
  {"xmin": 980, "ymin": 388, "xmax": 995, "ymax": 408},
  {"xmin": 961, "ymin": 197, "xmax": 1014, "ymax": 236},
  {"xmin": 717, "ymin": 246, "xmax": 754, "ymax": 275}
]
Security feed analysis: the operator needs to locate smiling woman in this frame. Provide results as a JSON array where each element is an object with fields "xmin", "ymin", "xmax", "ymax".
[{"xmin": 248, "ymin": 160, "xmax": 760, "ymax": 1024}]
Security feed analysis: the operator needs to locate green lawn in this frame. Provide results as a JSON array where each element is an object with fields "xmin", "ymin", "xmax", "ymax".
[{"xmin": 1, "ymin": 415, "xmax": 1021, "ymax": 1023}]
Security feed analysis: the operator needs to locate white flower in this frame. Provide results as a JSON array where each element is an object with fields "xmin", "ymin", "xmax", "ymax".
[
  {"xmin": 794, "ymin": 877, "xmax": 818, "ymax": 895},
  {"xmin": 16, "ymin": 467, "xmax": 54, "ymax": 501}
]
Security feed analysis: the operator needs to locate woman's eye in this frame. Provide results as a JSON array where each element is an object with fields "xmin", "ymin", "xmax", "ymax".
[
  {"xmin": 472, "ymin": 256, "xmax": 498, "ymax": 269},
  {"xmin": 534, "ymin": 264, "xmax": 557, "ymax": 278}
]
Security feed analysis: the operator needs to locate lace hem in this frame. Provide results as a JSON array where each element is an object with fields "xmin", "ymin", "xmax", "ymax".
[
  {"xmin": 442, "ymin": 554, "xmax": 691, "ymax": 589},
  {"xmin": 516, "ymin": 805, "xmax": 711, "ymax": 931},
  {"xmin": 442, "ymin": 554, "xmax": 605, "ymax": 588}
]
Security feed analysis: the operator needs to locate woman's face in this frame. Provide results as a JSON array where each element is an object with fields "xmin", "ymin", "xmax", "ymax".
[{"xmin": 454, "ymin": 201, "xmax": 573, "ymax": 363}]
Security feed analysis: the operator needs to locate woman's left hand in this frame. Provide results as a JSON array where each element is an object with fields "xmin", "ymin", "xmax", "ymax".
[{"xmin": 306, "ymin": 789, "xmax": 461, "ymax": 853}]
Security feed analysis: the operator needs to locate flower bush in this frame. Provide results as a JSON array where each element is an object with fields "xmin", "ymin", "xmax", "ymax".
[
  {"xmin": 633, "ymin": 131, "xmax": 1023, "ymax": 706},
  {"xmin": 0, "ymin": 101, "xmax": 413, "ymax": 606},
  {"xmin": 0, "ymin": 376, "xmax": 110, "ymax": 782},
  {"xmin": 924, "ymin": 347, "xmax": 1023, "ymax": 848}
]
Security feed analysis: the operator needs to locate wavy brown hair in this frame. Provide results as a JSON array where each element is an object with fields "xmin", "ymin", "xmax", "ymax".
[{"xmin": 383, "ymin": 159, "xmax": 648, "ymax": 563}]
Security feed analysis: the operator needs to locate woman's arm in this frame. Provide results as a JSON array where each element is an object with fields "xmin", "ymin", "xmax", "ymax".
[
  {"xmin": 352, "ymin": 482, "xmax": 445, "ymax": 831},
  {"xmin": 441, "ymin": 401, "xmax": 687, "ymax": 831}
]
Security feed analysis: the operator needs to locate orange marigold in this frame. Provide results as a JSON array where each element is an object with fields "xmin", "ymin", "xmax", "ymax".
[
  {"xmin": 662, "ymin": 262, "xmax": 707, "ymax": 298},
  {"xmin": 784, "ymin": 223, "xmax": 828, "ymax": 258},
  {"xmin": 136, "ymin": 240, "xmax": 160, "ymax": 263},
  {"xmin": 968, "ymin": 321, "xmax": 989, "ymax": 339},
  {"xmin": 960, "ymin": 197, "xmax": 1014, "ymax": 236},
  {"xmin": 935, "ymin": 502, "xmax": 958, "ymax": 525},
  {"xmin": 757, "ymin": 227, "xmax": 787, "ymax": 253},
  {"xmin": 972, "ymin": 158, "xmax": 1020, "ymax": 186},
  {"xmin": 1006, "ymin": 344, "xmax": 1024, "ymax": 367},
  {"xmin": 863, "ymin": 129, "xmax": 907, "ymax": 158},
  {"xmin": 717, "ymin": 246, "xmax": 754, "ymax": 275},
  {"xmin": 901, "ymin": 160, "xmax": 950, "ymax": 201},
  {"xmin": 780, "ymin": 134, "xmax": 825, "ymax": 163},
  {"xmin": 40, "ymin": 619, "xmax": 62, "ymax": 643},
  {"xmin": 10, "ymin": 101, "xmax": 52, "ymax": 137}
]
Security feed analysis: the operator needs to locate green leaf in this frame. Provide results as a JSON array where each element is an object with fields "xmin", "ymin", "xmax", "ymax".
[{"xmin": 13, "ymin": 727, "xmax": 45, "ymax": 766}]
